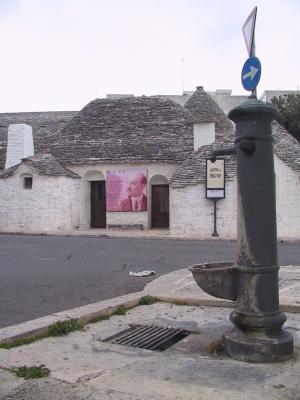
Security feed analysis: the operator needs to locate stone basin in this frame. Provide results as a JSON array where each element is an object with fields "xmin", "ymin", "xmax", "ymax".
[{"xmin": 188, "ymin": 262, "xmax": 236, "ymax": 301}]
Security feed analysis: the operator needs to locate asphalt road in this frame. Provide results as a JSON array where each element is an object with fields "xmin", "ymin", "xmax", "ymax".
[{"xmin": 0, "ymin": 234, "xmax": 300, "ymax": 328}]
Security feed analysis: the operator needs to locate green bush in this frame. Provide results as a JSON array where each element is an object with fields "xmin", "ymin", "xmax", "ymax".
[
  {"xmin": 114, "ymin": 305, "xmax": 127, "ymax": 315},
  {"xmin": 47, "ymin": 319, "xmax": 84, "ymax": 336},
  {"xmin": 139, "ymin": 295, "xmax": 160, "ymax": 305},
  {"xmin": 11, "ymin": 364, "xmax": 50, "ymax": 380}
]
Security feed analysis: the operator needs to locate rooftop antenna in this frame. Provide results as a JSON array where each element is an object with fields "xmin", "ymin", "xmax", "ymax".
[{"xmin": 181, "ymin": 57, "xmax": 185, "ymax": 93}]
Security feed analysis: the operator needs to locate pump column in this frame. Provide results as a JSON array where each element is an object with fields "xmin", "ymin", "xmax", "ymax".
[{"xmin": 223, "ymin": 99, "xmax": 294, "ymax": 362}]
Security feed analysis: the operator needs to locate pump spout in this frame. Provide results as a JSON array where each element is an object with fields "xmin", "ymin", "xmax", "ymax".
[{"xmin": 209, "ymin": 145, "xmax": 236, "ymax": 162}]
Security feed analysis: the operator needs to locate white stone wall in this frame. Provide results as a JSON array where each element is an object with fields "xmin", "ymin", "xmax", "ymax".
[
  {"xmin": 275, "ymin": 155, "xmax": 300, "ymax": 239},
  {"xmin": 69, "ymin": 162, "xmax": 178, "ymax": 230},
  {"xmin": 0, "ymin": 165, "xmax": 80, "ymax": 232},
  {"xmin": 171, "ymin": 155, "xmax": 300, "ymax": 240},
  {"xmin": 170, "ymin": 180, "xmax": 237, "ymax": 238},
  {"xmin": 1, "ymin": 157, "xmax": 298, "ymax": 238},
  {"xmin": 5, "ymin": 124, "xmax": 34, "ymax": 169},
  {"xmin": 193, "ymin": 122, "xmax": 215, "ymax": 150}
]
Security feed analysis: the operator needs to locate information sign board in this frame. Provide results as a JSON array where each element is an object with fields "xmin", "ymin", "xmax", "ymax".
[{"xmin": 206, "ymin": 159, "xmax": 225, "ymax": 199}]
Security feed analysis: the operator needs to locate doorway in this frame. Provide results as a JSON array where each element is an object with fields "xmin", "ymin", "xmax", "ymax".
[
  {"xmin": 151, "ymin": 184, "xmax": 169, "ymax": 228},
  {"xmin": 91, "ymin": 181, "xmax": 106, "ymax": 228}
]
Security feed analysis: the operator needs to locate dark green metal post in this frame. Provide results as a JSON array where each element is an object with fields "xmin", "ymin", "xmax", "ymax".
[
  {"xmin": 223, "ymin": 98, "xmax": 293, "ymax": 362},
  {"xmin": 212, "ymin": 199, "xmax": 219, "ymax": 237}
]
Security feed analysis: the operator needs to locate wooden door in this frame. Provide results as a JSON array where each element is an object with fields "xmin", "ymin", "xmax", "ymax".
[
  {"xmin": 91, "ymin": 181, "xmax": 106, "ymax": 228},
  {"xmin": 151, "ymin": 184, "xmax": 169, "ymax": 228}
]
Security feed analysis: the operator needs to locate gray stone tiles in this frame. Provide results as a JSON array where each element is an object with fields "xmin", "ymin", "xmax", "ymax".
[
  {"xmin": 0, "ymin": 153, "xmax": 80, "ymax": 179},
  {"xmin": 0, "ymin": 88, "xmax": 299, "ymax": 186},
  {"xmin": 0, "ymin": 111, "xmax": 77, "ymax": 170}
]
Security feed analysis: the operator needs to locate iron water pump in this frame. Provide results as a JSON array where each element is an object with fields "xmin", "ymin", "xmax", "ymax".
[{"xmin": 190, "ymin": 98, "xmax": 294, "ymax": 363}]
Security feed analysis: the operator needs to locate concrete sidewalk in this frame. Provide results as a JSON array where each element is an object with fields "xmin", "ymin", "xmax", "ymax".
[
  {"xmin": 0, "ymin": 228, "xmax": 220, "ymax": 244},
  {"xmin": 145, "ymin": 264, "xmax": 300, "ymax": 312},
  {"xmin": 3, "ymin": 229, "xmax": 299, "ymax": 243},
  {"xmin": 1, "ymin": 228, "xmax": 173, "ymax": 240},
  {"xmin": 1, "ymin": 266, "xmax": 300, "ymax": 400}
]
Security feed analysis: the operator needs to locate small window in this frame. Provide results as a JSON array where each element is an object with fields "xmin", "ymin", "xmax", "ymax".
[{"xmin": 24, "ymin": 177, "xmax": 33, "ymax": 189}]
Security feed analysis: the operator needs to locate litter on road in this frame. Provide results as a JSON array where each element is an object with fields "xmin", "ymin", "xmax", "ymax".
[{"xmin": 129, "ymin": 270, "xmax": 156, "ymax": 277}]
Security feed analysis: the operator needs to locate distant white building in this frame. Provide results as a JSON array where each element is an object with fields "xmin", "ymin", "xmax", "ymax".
[
  {"xmin": 153, "ymin": 89, "xmax": 248, "ymax": 115},
  {"xmin": 156, "ymin": 88, "xmax": 300, "ymax": 113}
]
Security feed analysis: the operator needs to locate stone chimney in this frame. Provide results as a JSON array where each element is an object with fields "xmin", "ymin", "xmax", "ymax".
[
  {"xmin": 193, "ymin": 122, "xmax": 215, "ymax": 150},
  {"xmin": 5, "ymin": 124, "xmax": 34, "ymax": 169},
  {"xmin": 184, "ymin": 86, "xmax": 218, "ymax": 150}
]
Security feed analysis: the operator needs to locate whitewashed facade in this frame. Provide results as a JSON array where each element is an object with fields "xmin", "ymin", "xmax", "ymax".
[
  {"xmin": 0, "ymin": 87, "xmax": 299, "ymax": 239},
  {"xmin": 0, "ymin": 165, "xmax": 80, "ymax": 232}
]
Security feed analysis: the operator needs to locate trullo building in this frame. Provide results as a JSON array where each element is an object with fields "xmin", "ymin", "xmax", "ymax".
[{"xmin": 0, "ymin": 87, "xmax": 299, "ymax": 239}]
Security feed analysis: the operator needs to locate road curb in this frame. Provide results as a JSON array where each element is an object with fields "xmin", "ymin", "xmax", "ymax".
[
  {"xmin": 0, "ymin": 291, "xmax": 144, "ymax": 344},
  {"xmin": 1, "ymin": 231, "xmax": 299, "ymax": 243},
  {"xmin": 1, "ymin": 284, "xmax": 299, "ymax": 345},
  {"xmin": 0, "ymin": 231, "xmax": 236, "ymax": 241}
]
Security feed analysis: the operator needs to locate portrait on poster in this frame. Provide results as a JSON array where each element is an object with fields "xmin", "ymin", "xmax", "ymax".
[{"xmin": 106, "ymin": 170, "xmax": 148, "ymax": 212}]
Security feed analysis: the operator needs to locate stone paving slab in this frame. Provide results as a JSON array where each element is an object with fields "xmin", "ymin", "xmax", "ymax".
[
  {"xmin": 0, "ymin": 370, "xmax": 24, "ymax": 399},
  {"xmin": 0, "ymin": 378, "xmax": 168, "ymax": 400},
  {"xmin": 1, "ymin": 303, "xmax": 300, "ymax": 400},
  {"xmin": 85, "ymin": 355, "xmax": 300, "ymax": 400}
]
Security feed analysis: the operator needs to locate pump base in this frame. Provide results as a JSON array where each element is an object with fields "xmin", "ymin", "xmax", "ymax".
[{"xmin": 224, "ymin": 327, "xmax": 293, "ymax": 363}]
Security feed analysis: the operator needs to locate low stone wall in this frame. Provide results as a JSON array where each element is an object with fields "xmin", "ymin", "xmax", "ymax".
[{"xmin": 107, "ymin": 224, "xmax": 144, "ymax": 231}]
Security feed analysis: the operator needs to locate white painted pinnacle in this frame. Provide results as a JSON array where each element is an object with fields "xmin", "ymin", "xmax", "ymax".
[{"xmin": 5, "ymin": 123, "xmax": 34, "ymax": 169}]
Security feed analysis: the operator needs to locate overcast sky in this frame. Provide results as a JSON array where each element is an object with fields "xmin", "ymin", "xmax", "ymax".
[{"xmin": 0, "ymin": 0, "xmax": 299, "ymax": 112}]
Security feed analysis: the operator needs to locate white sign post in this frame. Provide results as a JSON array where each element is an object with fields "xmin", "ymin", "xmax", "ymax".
[
  {"xmin": 206, "ymin": 159, "xmax": 225, "ymax": 199},
  {"xmin": 206, "ymin": 159, "xmax": 225, "ymax": 237},
  {"xmin": 242, "ymin": 6, "xmax": 257, "ymax": 57},
  {"xmin": 242, "ymin": 7, "xmax": 258, "ymax": 97}
]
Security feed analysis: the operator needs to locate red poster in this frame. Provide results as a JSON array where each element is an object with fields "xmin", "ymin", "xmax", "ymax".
[{"xmin": 106, "ymin": 170, "xmax": 148, "ymax": 212}]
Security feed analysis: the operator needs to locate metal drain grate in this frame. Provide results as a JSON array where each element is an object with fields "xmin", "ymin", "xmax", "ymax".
[{"xmin": 102, "ymin": 324, "xmax": 190, "ymax": 351}]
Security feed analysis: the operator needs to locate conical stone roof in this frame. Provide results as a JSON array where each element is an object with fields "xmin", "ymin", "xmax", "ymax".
[
  {"xmin": 185, "ymin": 86, "xmax": 235, "ymax": 145},
  {"xmin": 184, "ymin": 86, "xmax": 224, "ymax": 123},
  {"xmin": 48, "ymin": 96, "xmax": 194, "ymax": 165}
]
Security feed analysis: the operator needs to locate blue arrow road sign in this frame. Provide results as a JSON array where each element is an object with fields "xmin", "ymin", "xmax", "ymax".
[{"xmin": 241, "ymin": 57, "xmax": 261, "ymax": 91}]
